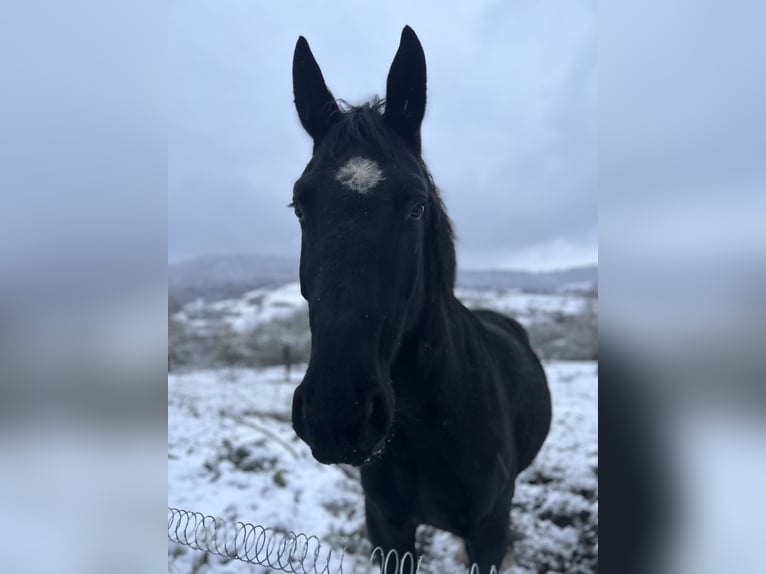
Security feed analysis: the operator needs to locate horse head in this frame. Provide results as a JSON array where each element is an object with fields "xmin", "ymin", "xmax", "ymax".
[{"xmin": 290, "ymin": 27, "xmax": 454, "ymax": 466}]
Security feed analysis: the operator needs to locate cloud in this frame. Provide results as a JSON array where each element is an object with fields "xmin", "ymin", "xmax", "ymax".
[{"xmin": 169, "ymin": 0, "xmax": 597, "ymax": 269}]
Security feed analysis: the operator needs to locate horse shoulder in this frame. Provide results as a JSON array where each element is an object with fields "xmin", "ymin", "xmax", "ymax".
[{"xmin": 469, "ymin": 308, "xmax": 552, "ymax": 472}]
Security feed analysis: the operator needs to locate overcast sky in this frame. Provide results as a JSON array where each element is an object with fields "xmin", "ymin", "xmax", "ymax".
[{"xmin": 169, "ymin": 0, "xmax": 597, "ymax": 271}]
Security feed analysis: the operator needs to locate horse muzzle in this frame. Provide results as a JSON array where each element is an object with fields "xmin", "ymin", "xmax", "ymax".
[{"xmin": 291, "ymin": 377, "xmax": 393, "ymax": 466}]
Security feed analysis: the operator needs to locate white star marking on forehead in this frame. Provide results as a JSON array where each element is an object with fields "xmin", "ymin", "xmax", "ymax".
[{"xmin": 335, "ymin": 156, "xmax": 384, "ymax": 194}]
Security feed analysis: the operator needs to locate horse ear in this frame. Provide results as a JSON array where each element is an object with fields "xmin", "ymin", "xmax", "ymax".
[
  {"xmin": 293, "ymin": 36, "xmax": 340, "ymax": 144},
  {"xmin": 385, "ymin": 26, "xmax": 427, "ymax": 153}
]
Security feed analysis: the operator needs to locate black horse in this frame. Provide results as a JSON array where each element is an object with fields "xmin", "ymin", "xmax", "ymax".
[{"xmin": 290, "ymin": 26, "xmax": 552, "ymax": 573}]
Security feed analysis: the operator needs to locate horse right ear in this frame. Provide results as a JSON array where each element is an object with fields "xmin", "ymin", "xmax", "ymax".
[{"xmin": 293, "ymin": 36, "xmax": 340, "ymax": 144}]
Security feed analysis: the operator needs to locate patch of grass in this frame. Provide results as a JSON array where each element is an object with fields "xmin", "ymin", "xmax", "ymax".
[
  {"xmin": 272, "ymin": 469, "xmax": 287, "ymax": 487},
  {"xmin": 324, "ymin": 525, "xmax": 368, "ymax": 556}
]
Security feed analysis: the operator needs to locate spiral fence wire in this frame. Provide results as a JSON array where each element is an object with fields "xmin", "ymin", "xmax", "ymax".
[{"xmin": 168, "ymin": 507, "xmax": 499, "ymax": 574}]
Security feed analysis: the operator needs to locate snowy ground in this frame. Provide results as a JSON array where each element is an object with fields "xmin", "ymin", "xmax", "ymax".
[
  {"xmin": 179, "ymin": 283, "xmax": 306, "ymax": 334},
  {"xmin": 177, "ymin": 282, "xmax": 589, "ymax": 335},
  {"xmin": 168, "ymin": 361, "xmax": 597, "ymax": 573},
  {"xmin": 455, "ymin": 288, "xmax": 589, "ymax": 325}
]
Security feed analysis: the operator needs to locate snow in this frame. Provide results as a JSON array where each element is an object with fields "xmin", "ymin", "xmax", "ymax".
[
  {"xmin": 455, "ymin": 288, "xmax": 588, "ymax": 326},
  {"xmin": 180, "ymin": 282, "xmax": 307, "ymax": 334},
  {"xmin": 168, "ymin": 362, "xmax": 597, "ymax": 573},
  {"xmin": 178, "ymin": 284, "xmax": 587, "ymax": 337}
]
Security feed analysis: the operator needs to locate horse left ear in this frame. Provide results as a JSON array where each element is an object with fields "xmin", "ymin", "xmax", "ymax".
[{"xmin": 385, "ymin": 26, "xmax": 427, "ymax": 154}]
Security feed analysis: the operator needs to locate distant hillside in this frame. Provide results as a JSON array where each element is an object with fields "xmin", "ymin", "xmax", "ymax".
[
  {"xmin": 169, "ymin": 254, "xmax": 298, "ymax": 304},
  {"xmin": 169, "ymin": 253, "xmax": 597, "ymax": 303},
  {"xmin": 458, "ymin": 266, "xmax": 597, "ymax": 293}
]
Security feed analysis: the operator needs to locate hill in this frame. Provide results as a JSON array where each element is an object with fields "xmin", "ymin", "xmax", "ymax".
[
  {"xmin": 458, "ymin": 266, "xmax": 597, "ymax": 293},
  {"xmin": 169, "ymin": 253, "xmax": 597, "ymax": 304},
  {"xmin": 169, "ymin": 253, "xmax": 299, "ymax": 304}
]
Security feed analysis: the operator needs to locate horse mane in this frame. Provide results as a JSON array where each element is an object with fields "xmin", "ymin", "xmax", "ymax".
[
  {"xmin": 324, "ymin": 98, "xmax": 457, "ymax": 293},
  {"xmin": 421, "ymin": 163, "xmax": 457, "ymax": 294}
]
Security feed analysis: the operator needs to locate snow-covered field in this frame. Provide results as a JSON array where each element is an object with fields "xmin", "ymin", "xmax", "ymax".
[
  {"xmin": 179, "ymin": 283, "xmax": 307, "ymax": 334},
  {"xmin": 455, "ymin": 288, "xmax": 589, "ymax": 325},
  {"xmin": 168, "ymin": 361, "xmax": 597, "ymax": 573},
  {"xmin": 177, "ymin": 282, "xmax": 590, "ymax": 335}
]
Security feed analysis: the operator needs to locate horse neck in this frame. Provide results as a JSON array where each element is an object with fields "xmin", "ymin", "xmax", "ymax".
[
  {"xmin": 389, "ymin": 288, "xmax": 470, "ymax": 430},
  {"xmin": 394, "ymin": 279, "xmax": 464, "ymax": 379}
]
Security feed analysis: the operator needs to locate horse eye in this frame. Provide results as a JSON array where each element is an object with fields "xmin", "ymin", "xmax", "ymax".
[
  {"xmin": 293, "ymin": 205, "xmax": 304, "ymax": 220},
  {"xmin": 410, "ymin": 203, "xmax": 425, "ymax": 220}
]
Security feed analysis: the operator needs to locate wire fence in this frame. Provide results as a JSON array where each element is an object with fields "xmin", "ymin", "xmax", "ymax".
[{"xmin": 168, "ymin": 507, "xmax": 498, "ymax": 574}]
